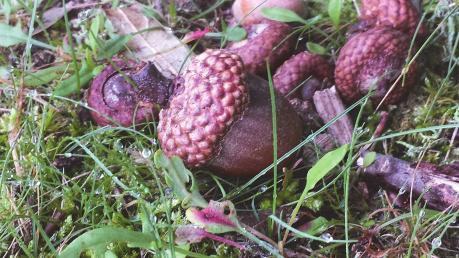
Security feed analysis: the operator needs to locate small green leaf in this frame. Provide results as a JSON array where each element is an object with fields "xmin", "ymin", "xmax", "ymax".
[
  {"xmin": 154, "ymin": 150, "xmax": 208, "ymax": 208},
  {"xmin": 0, "ymin": 23, "xmax": 56, "ymax": 50},
  {"xmin": 88, "ymin": 14, "xmax": 104, "ymax": 52},
  {"xmin": 328, "ymin": 0, "xmax": 342, "ymax": 27},
  {"xmin": 300, "ymin": 216, "xmax": 330, "ymax": 236},
  {"xmin": 261, "ymin": 7, "xmax": 306, "ymax": 23},
  {"xmin": 53, "ymin": 62, "xmax": 102, "ymax": 96},
  {"xmin": 306, "ymin": 42, "xmax": 327, "ymax": 55},
  {"xmin": 224, "ymin": 26, "xmax": 246, "ymax": 42},
  {"xmin": 98, "ymin": 35, "xmax": 132, "ymax": 60},
  {"xmin": 0, "ymin": 23, "xmax": 28, "ymax": 47},
  {"xmin": 305, "ymin": 144, "xmax": 349, "ymax": 193},
  {"xmin": 362, "ymin": 152, "xmax": 377, "ymax": 168},
  {"xmin": 58, "ymin": 227, "xmax": 157, "ymax": 258},
  {"xmin": 24, "ymin": 64, "xmax": 69, "ymax": 87}
]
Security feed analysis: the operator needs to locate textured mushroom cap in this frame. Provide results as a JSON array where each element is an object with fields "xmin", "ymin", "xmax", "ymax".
[
  {"xmin": 158, "ymin": 49, "xmax": 249, "ymax": 167},
  {"xmin": 273, "ymin": 51, "xmax": 333, "ymax": 98},
  {"xmin": 87, "ymin": 61, "xmax": 170, "ymax": 126},
  {"xmin": 335, "ymin": 28, "xmax": 419, "ymax": 105},
  {"xmin": 360, "ymin": 0, "xmax": 425, "ymax": 36},
  {"xmin": 228, "ymin": 20, "xmax": 294, "ymax": 75},
  {"xmin": 232, "ymin": 0, "xmax": 305, "ymax": 25}
]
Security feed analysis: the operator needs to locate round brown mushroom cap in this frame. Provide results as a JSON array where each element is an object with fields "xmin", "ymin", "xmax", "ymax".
[
  {"xmin": 273, "ymin": 51, "xmax": 333, "ymax": 98},
  {"xmin": 335, "ymin": 27, "xmax": 419, "ymax": 105},
  {"xmin": 227, "ymin": 20, "xmax": 294, "ymax": 76},
  {"xmin": 158, "ymin": 49, "xmax": 249, "ymax": 167},
  {"xmin": 87, "ymin": 60, "xmax": 170, "ymax": 126},
  {"xmin": 232, "ymin": 0, "xmax": 305, "ymax": 25},
  {"xmin": 206, "ymin": 73, "xmax": 304, "ymax": 177},
  {"xmin": 360, "ymin": 0, "xmax": 425, "ymax": 36}
]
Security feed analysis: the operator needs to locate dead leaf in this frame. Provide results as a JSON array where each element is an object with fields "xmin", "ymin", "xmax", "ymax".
[
  {"xmin": 105, "ymin": 5, "xmax": 193, "ymax": 79},
  {"xmin": 33, "ymin": 2, "xmax": 99, "ymax": 35}
]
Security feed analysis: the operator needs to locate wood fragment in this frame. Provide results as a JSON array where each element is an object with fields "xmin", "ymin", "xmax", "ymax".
[
  {"xmin": 358, "ymin": 153, "xmax": 459, "ymax": 211},
  {"xmin": 105, "ymin": 5, "xmax": 193, "ymax": 79},
  {"xmin": 313, "ymin": 86, "xmax": 354, "ymax": 145}
]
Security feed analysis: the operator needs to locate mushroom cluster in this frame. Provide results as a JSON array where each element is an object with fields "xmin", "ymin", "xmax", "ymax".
[
  {"xmin": 228, "ymin": 0, "xmax": 333, "ymax": 124},
  {"xmin": 86, "ymin": 0, "xmax": 426, "ymax": 177},
  {"xmin": 88, "ymin": 49, "xmax": 304, "ymax": 177},
  {"xmin": 335, "ymin": 0, "xmax": 424, "ymax": 105}
]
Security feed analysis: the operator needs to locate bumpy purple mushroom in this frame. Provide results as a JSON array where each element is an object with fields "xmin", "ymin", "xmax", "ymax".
[
  {"xmin": 227, "ymin": 20, "xmax": 294, "ymax": 76},
  {"xmin": 273, "ymin": 51, "xmax": 333, "ymax": 99},
  {"xmin": 335, "ymin": 27, "xmax": 419, "ymax": 105},
  {"xmin": 158, "ymin": 49, "xmax": 304, "ymax": 177}
]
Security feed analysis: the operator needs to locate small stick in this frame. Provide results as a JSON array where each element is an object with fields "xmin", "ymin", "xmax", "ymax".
[
  {"xmin": 444, "ymin": 127, "xmax": 458, "ymax": 162},
  {"xmin": 313, "ymin": 86, "xmax": 354, "ymax": 145},
  {"xmin": 358, "ymin": 153, "xmax": 459, "ymax": 211}
]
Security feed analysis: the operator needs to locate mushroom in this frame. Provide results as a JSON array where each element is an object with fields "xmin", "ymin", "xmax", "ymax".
[
  {"xmin": 158, "ymin": 49, "xmax": 304, "ymax": 177},
  {"xmin": 227, "ymin": 20, "xmax": 294, "ymax": 76},
  {"xmin": 232, "ymin": 0, "xmax": 305, "ymax": 25},
  {"xmin": 273, "ymin": 51, "xmax": 333, "ymax": 99},
  {"xmin": 87, "ymin": 60, "xmax": 171, "ymax": 126},
  {"xmin": 334, "ymin": 27, "xmax": 419, "ymax": 105},
  {"xmin": 358, "ymin": 0, "xmax": 425, "ymax": 36}
]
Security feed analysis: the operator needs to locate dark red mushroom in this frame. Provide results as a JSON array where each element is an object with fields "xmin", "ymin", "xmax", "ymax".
[
  {"xmin": 334, "ymin": 27, "xmax": 419, "ymax": 105},
  {"xmin": 359, "ymin": 0, "xmax": 426, "ymax": 36},
  {"xmin": 273, "ymin": 51, "xmax": 333, "ymax": 99},
  {"xmin": 87, "ymin": 60, "xmax": 171, "ymax": 126},
  {"xmin": 158, "ymin": 49, "xmax": 303, "ymax": 177},
  {"xmin": 227, "ymin": 20, "xmax": 294, "ymax": 76}
]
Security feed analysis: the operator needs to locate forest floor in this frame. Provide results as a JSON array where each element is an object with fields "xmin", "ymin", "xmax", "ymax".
[{"xmin": 1, "ymin": 0, "xmax": 459, "ymax": 257}]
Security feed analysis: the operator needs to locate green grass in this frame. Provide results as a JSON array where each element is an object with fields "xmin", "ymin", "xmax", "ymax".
[{"xmin": 1, "ymin": 0, "xmax": 459, "ymax": 257}]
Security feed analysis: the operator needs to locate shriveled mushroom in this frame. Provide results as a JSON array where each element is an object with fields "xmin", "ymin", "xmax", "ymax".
[
  {"xmin": 158, "ymin": 49, "xmax": 304, "ymax": 177},
  {"xmin": 87, "ymin": 60, "xmax": 171, "ymax": 126}
]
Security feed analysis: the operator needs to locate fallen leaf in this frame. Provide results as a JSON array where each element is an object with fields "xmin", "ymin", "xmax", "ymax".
[
  {"xmin": 0, "ymin": 23, "xmax": 55, "ymax": 50},
  {"xmin": 105, "ymin": 5, "xmax": 192, "ymax": 79},
  {"xmin": 33, "ymin": 2, "xmax": 99, "ymax": 35}
]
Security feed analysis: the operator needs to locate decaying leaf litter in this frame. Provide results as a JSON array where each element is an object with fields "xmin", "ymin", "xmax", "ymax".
[{"xmin": 0, "ymin": 0, "xmax": 459, "ymax": 257}]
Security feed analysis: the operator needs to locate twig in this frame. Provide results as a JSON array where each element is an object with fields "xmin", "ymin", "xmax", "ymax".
[
  {"xmin": 444, "ymin": 127, "xmax": 458, "ymax": 162},
  {"xmin": 313, "ymin": 86, "xmax": 354, "ymax": 145},
  {"xmin": 358, "ymin": 153, "xmax": 459, "ymax": 211}
]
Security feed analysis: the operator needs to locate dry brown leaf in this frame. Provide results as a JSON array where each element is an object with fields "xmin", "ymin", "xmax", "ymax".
[
  {"xmin": 105, "ymin": 5, "xmax": 192, "ymax": 79},
  {"xmin": 33, "ymin": 1, "xmax": 99, "ymax": 35}
]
